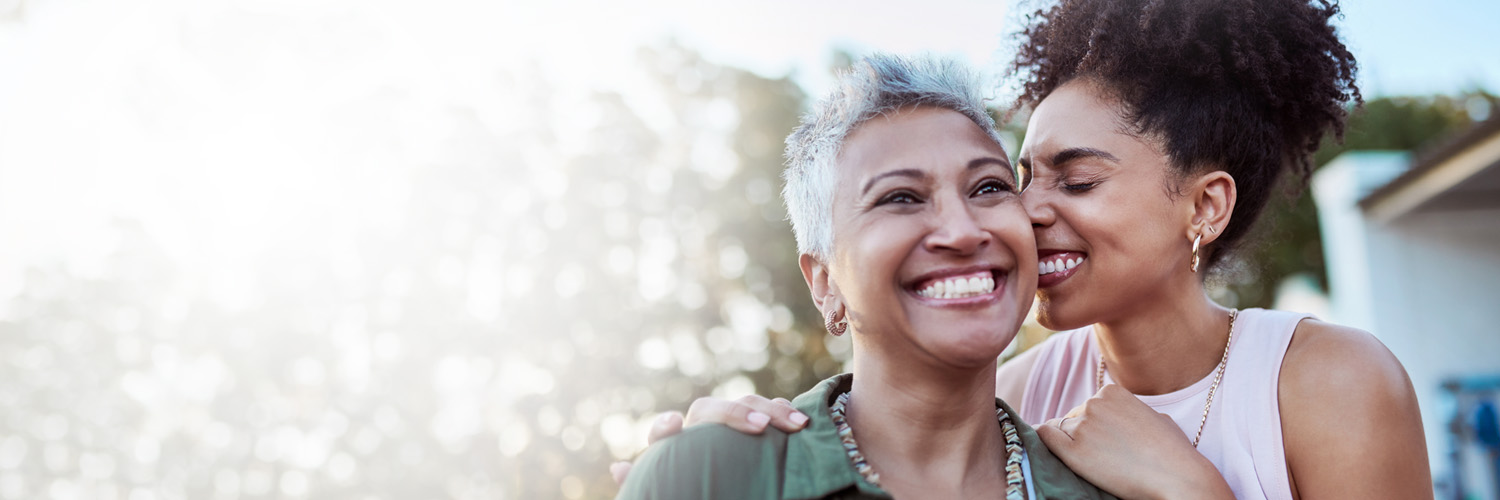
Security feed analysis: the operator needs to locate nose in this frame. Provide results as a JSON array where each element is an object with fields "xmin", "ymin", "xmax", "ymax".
[
  {"xmin": 1022, "ymin": 185, "xmax": 1053, "ymax": 229},
  {"xmin": 924, "ymin": 197, "xmax": 991, "ymax": 255}
]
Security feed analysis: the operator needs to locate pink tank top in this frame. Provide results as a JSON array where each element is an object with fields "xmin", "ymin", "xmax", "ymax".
[{"xmin": 1020, "ymin": 308, "xmax": 1311, "ymax": 500}]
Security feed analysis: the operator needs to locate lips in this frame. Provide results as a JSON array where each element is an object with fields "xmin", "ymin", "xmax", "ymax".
[{"xmin": 1037, "ymin": 250, "xmax": 1086, "ymax": 288}]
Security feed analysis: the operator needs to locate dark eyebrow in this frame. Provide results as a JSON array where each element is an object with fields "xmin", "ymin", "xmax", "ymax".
[
  {"xmin": 968, "ymin": 156, "xmax": 1011, "ymax": 171},
  {"xmin": 861, "ymin": 168, "xmax": 926, "ymax": 196},
  {"xmin": 1052, "ymin": 147, "xmax": 1120, "ymax": 167},
  {"xmin": 968, "ymin": 156, "xmax": 1014, "ymax": 181}
]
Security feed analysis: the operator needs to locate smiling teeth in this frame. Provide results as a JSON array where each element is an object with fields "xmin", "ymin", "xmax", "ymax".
[
  {"xmin": 1039, "ymin": 256, "xmax": 1084, "ymax": 275},
  {"xmin": 917, "ymin": 275, "xmax": 996, "ymax": 299}
]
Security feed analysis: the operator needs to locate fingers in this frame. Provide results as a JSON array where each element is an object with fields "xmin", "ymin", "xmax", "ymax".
[
  {"xmin": 684, "ymin": 395, "xmax": 809, "ymax": 435},
  {"xmin": 1096, "ymin": 383, "xmax": 1131, "ymax": 400},
  {"xmin": 759, "ymin": 396, "xmax": 810, "ymax": 432},
  {"xmin": 1058, "ymin": 415, "xmax": 1081, "ymax": 436},
  {"xmin": 646, "ymin": 411, "xmax": 684, "ymax": 445},
  {"xmin": 685, "ymin": 397, "xmax": 770, "ymax": 434},
  {"xmin": 609, "ymin": 461, "xmax": 632, "ymax": 486},
  {"xmin": 1036, "ymin": 418, "xmax": 1075, "ymax": 453}
]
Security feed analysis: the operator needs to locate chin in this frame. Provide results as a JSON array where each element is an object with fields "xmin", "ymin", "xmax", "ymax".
[
  {"xmin": 939, "ymin": 330, "xmax": 1019, "ymax": 366},
  {"xmin": 1034, "ymin": 295, "xmax": 1091, "ymax": 332}
]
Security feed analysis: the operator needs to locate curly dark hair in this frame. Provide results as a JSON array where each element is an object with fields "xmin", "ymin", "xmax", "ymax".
[{"xmin": 1008, "ymin": 0, "xmax": 1360, "ymax": 270}]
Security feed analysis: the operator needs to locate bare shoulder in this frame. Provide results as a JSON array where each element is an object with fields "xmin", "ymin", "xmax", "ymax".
[
  {"xmin": 996, "ymin": 341, "xmax": 1045, "ymax": 408},
  {"xmin": 1278, "ymin": 319, "xmax": 1432, "ymax": 499},
  {"xmin": 1280, "ymin": 319, "xmax": 1412, "ymax": 403}
]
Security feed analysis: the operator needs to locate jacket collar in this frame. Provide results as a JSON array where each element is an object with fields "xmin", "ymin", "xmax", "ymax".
[
  {"xmin": 779, "ymin": 373, "xmax": 1107, "ymax": 500},
  {"xmin": 782, "ymin": 373, "xmax": 888, "ymax": 499}
]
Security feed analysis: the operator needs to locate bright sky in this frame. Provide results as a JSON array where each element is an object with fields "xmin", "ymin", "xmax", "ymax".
[
  {"xmin": 0, "ymin": 0, "xmax": 1495, "ymax": 301},
  {"xmin": 640, "ymin": 0, "xmax": 1500, "ymax": 99}
]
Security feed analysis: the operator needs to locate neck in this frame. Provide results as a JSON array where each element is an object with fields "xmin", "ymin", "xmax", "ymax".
[
  {"xmin": 844, "ymin": 349, "xmax": 1007, "ymax": 495},
  {"xmin": 1094, "ymin": 288, "xmax": 1233, "ymax": 395}
]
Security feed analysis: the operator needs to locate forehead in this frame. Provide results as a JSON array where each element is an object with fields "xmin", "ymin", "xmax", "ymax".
[
  {"xmin": 838, "ymin": 106, "xmax": 1009, "ymax": 175},
  {"xmin": 1019, "ymin": 81, "xmax": 1134, "ymax": 160}
]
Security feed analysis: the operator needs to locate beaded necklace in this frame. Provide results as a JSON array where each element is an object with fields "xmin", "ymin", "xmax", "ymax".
[{"xmin": 828, "ymin": 391, "xmax": 1027, "ymax": 499}]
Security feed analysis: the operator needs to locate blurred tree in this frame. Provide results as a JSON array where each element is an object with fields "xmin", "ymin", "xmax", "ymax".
[
  {"xmin": 493, "ymin": 43, "xmax": 828, "ymax": 499},
  {"xmin": 0, "ymin": 39, "xmax": 823, "ymax": 500}
]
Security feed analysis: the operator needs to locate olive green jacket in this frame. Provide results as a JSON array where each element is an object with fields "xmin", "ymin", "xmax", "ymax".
[{"xmin": 617, "ymin": 373, "xmax": 1116, "ymax": 499}]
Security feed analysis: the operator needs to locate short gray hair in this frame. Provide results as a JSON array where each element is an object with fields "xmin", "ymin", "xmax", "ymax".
[{"xmin": 782, "ymin": 53, "xmax": 1006, "ymax": 260}]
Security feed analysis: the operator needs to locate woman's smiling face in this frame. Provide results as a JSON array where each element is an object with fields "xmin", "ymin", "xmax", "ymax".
[
  {"xmin": 1018, "ymin": 79, "xmax": 1196, "ymax": 330},
  {"xmin": 819, "ymin": 105, "xmax": 1036, "ymax": 368}
]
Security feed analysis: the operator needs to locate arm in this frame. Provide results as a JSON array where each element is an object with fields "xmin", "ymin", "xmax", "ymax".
[{"xmin": 1278, "ymin": 319, "xmax": 1432, "ymax": 499}]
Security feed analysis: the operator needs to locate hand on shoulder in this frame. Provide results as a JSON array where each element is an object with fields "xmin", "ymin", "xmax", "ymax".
[{"xmin": 610, "ymin": 395, "xmax": 809, "ymax": 487}]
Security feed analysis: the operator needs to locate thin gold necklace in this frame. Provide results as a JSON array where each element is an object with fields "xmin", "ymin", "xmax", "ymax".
[{"xmin": 1095, "ymin": 309, "xmax": 1238, "ymax": 448}]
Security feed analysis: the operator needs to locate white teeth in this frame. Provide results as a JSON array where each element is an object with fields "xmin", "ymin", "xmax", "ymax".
[
  {"xmin": 1041, "ymin": 256, "xmax": 1085, "ymax": 275},
  {"xmin": 918, "ymin": 274, "xmax": 996, "ymax": 299}
]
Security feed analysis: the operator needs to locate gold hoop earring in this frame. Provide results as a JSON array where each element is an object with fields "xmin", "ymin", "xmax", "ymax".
[
  {"xmin": 825, "ymin": 309, "xmax": 848, "ymax": 336},
  {"xmin": 1190, "ymin": 233, "xmax": 1203, "ymax": 273}
]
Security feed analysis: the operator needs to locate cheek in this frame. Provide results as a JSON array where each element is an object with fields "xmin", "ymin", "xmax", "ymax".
[
  {"xmin": 836, "ymin": 221, "xmax": 922, "ymax": 304},
  {"xmin": 991, "ymin": 205, "xmax": 1038, "ymax": 289},
  {"xmin": 1073, "ymin": 188, "xmax": 1183, "ymax": 275},
  {"xmin": 992, "ymin": 206, "xmax": 1036, "ymax": 258}
]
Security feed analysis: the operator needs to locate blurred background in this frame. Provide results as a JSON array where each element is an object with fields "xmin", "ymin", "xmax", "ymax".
[{"xmin": 2, "ymin": 0, "xmax": 1498, "ymax": 499}]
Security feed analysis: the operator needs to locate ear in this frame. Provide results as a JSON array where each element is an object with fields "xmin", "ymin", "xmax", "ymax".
[
  {"xmin": 799, "ymin": 253, "xmax": 841, "ymax": 321},
  {"xmin": 1188, "ymin": 170, "xmax": 1236, "ymax": 245}
]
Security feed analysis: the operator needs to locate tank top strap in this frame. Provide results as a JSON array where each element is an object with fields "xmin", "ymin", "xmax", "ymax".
[
  {"xmin": 1214, "ymin": 307, "xmax": 1313, "ymax": 500},
  {"xmin": 1227, "ymin": 308, "xmax": 1312, "ymax": 371}
]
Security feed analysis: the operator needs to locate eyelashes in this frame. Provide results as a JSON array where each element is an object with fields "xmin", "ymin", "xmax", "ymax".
[
  {"xmin": 1063, "ymin": 181, "xmax": 1099, "ymax": 192},
  {"xmin": 876, "ymin": 190, "xmax": 922, "ymax": 205},
  {"xmin": 873, "ymin": 178, "xmax": 1015, "ymax": 207},
  {"xmin": 972, "ymin": 178, "xmax": 1016, "ymax": 196}
]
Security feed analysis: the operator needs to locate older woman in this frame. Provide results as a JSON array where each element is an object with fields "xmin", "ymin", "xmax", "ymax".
[
  {"xmin": 616, "ymin": 54, "xmax": 1116, "ymax": 499},
  {"xmin": 620, "ymin": 0, "xmax": 1432, "ymax": 498}
]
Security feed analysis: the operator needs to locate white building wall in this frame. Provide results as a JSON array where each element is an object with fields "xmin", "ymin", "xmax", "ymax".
[{"xmin": 1314, "ymin": 152, "xmax": 1500, "ymax": 488}]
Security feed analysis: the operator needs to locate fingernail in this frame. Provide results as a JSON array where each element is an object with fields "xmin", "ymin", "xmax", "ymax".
[
  {"xmin": 789, "ymin": 412, "xmax": 809, "ymax": 427},
  {"xmin": 747, "ymin": 411, "xmax": 770, "ymax": 427}
]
